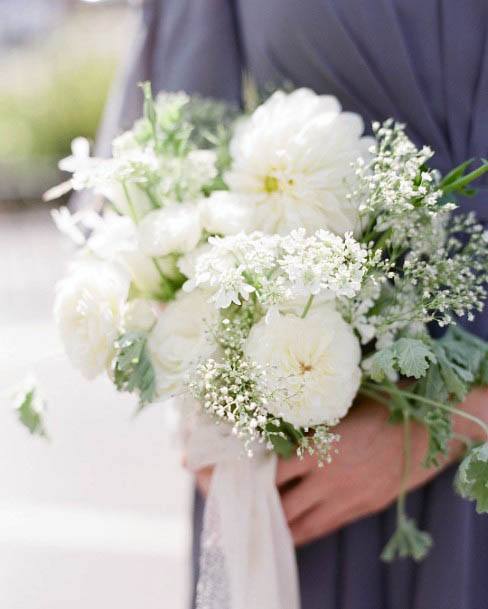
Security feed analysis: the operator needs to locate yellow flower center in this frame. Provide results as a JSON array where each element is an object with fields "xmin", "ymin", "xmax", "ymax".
[{"xmin": 264, "ymin": 175, "xmax": 280, "ymax": 193}]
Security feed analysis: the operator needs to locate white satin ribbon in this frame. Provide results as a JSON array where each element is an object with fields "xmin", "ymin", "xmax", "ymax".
[{"xmin": 186, "ymin": 413, "xmax": 300, "ymax": 609}]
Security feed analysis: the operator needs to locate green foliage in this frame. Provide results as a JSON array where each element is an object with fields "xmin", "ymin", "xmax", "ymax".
[
  {"xmin": 419, "ymin": 407, "xmax": 452, "ymax": 468},
  {"xmin": 15, "ymin": 387, "xmax": 47, "ymax": 438},
  {"xmin": 440, "ymin": 158, "xmax": 488, "ymax": 197},
  {"xmin": 266, "ymin": 420, "xmax": 304, "ymax": 459},
  {"xmin": 368, "ymin": 338, "xmax": 435, "ymax": 382},
  {"xmin": 395, "ymin": 338, "xmax": 436, "ymax": 379},
  {"xmin": 136, "ymin": 82, "xmax": 236, "ymax": 164},
  {"xmin": 431, "ymin": 326, "xmax": 488, "ymax": 402},
  {"xmin": 113, "ymin": 331, "xmax": 157, "ymax": 408},
  {"xmin": 455, "ymin": 443, "xmax": 488, "ymax": 513},
  {"xmin": 268, "ymin": 430, "xmax": 296, "ymax": 459},
  {"xmin": 369, "ymin": 349, "xmax": 397, "ymax": 382},
  {"xmin": 381, "ymin": 517, "xmax": 433, "ymax": 562}
]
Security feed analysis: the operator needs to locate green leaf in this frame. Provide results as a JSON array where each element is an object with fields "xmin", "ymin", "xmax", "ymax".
[
  {"xmin": 415, "ymin": 362, "xmax": 449, "ymax": 403},
  {"xmin": 268, "ymin": 433, "xmax": 296, "ymax": 459},
  {"xmin": 113, "ymin": 331, "xmax": 157, "ymax": 408},
  {"xmin": 266, "ymin": 420, "xmax": 301, "ymax": 458},
  {"xmin": 455, "ymin": 443, "xmax": 488, "ymax": 513},
  {"xmin": 434, "ymin": 345, "xmax": 469, "ymax": 401},
  {"xmin": 440, "ymin": 158, "xmax": 475, "ymax": 187},
  {"xmin": 441, "ymin": 158, "xmax": 488, "ymax": 196},
  {"xmin": 421, "ymin": 406, "xmax": 452, "ymax": 468},
  {"xmin": 413, "ymin": 364, "xmax": 452, "ymax": 466},
  {"xmin": 394, "ymin": 338, "xmax": 436, "ymax": 379},
  {"xmin": 368, "ymin": 348, "xmax": 397, "ymax": 382},
  {"xmin": 441, "ymin": 326, "xmax": 488, "ymax": 378},
  {"xmin": 381, "ymin": 517, "xmax": 433, "ymax": 562},
  {"xmin": 12, "ymin": 380, "xmax": 47, "ymax": 438}
]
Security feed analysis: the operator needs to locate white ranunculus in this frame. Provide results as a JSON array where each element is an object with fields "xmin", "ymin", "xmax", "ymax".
[
  {"xmin": 138, "ymin": 203, "xmax": 202, "ymax": 257},
  {"xmin": 245, "ymin": 306, "xmax": 361, "ymax": 427},
  {"xmin": 149, "ymin": 290, "xmax": 216, "ymax": 400},
  {"xmin": 54, "ymin": 263, "xmax": 130, "ymax": 379},
  {"xmin": 225, "ymin": 88, "xmax": 373, "ymax": 236},
  {"xmin": 198, "ymin": 191, "xmax": 253, "ymax": 235}
]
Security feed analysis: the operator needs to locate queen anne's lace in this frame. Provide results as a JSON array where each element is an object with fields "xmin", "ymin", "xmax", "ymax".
[{"xmin": 186, "ymin": 229, "xmax": 369, "ymax": 307}]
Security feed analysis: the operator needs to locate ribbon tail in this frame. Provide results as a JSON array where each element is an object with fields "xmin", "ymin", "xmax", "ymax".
[{"xmin": 195, "ymin": 455, "xmax": 300, "ymax": 609}]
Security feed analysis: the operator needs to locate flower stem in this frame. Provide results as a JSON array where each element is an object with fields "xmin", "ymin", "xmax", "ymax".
[
  {"xmin": 122, "ymin": 181, "xmax": 139, "ymax": 224},
  {"xmin": 301, "ymin": 295, "xmax": 314, "ymax": 319},
  {"xmin": 138, "ymin": 183, "xmax": 160, "ymax": 209},
  {"xmin": 363, "ymin": 382, "xmax": 488, "ymax": 438},
  {"xmin": 397, "ymin": 413, "xmax": 411, "ymax": 526}
]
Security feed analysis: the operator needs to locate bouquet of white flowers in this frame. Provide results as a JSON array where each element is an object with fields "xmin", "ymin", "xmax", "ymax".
[{"xmin": 45, "ymin": 84, "xmax": 488, "ymax": 609}]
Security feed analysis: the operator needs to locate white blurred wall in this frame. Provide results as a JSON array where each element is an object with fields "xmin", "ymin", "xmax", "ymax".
[{"xmin": 0, "ymin": 208, "xmax": 192, "ymax": 609}]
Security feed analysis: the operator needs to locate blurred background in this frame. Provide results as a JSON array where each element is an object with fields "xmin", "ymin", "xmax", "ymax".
[{"xmin": 0, "ymin": 1, "xmax": 191, "ymax": 607}]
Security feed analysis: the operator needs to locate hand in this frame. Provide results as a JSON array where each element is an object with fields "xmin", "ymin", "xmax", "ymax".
[
  {"xmin": 189, "ymin": 389, "xmax": 488, "ymax": 546},
  {"xmin": 277, "ymin": 391, "xmax": 487, "ymax": 547}
]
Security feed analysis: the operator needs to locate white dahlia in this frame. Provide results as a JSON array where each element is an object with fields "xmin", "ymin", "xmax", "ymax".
[
  {"xmin": 225, "ymin": 88, "xmax": 372, "ymax": 235},
  {"xmin": 244, "ymin": 306, "xmax": 361, "ymax": 427}
]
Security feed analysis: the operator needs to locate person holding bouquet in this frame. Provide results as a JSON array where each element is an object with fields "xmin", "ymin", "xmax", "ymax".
[{"xmin": 92, "ymin": 1, "xmax": 488, "ymax": 607}]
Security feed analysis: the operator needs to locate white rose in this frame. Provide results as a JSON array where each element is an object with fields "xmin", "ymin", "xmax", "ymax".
[
  {"xmin": 177, "ymin": 242, "xmax": 212, "ymax": 280},
  {"xmin": 244, "ymin": 306, "xmax": 361, "ymax": 427},
  {"xmin": 199, "ymin": 191, "xmax": 253, "ymax": 235},
  {"xmin": 138, "ymin": 203, "xmax": 202, "ymax": 257},
  {"xmin": 54, "ymin": 263, "xmax": 130, "ymax": 379},
  {"xmin": 117, "ymin": 249, "xmax": 163, "ymax": 295},
  {"xmin": 148, "ymin": 290, "xmax": 216, "ymax": 400},
  {"xmin": 122, "ymin": 299, "xmax": 157, "ymax": 332},
  {"xmin": 226, "ymin": 88, "xmax": 373, "ymax": 236},
  {"xmin": 99, "ymin": 181, "xmax": 154, "ymax": 220}
]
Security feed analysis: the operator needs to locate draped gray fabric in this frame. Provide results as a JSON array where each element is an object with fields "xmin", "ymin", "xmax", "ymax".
[{"xmin": 101, "ymin": 1, "xmax": 488, "ymax": 607}]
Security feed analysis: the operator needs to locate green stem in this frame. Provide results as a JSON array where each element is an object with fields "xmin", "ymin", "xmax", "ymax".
[
  {"xmin": 397, "ymin": 413, "xmax": 411, "ymax": 526},
  {"xmin": 373, "ymin": 228, "xmax": 392, "ymax": 252},
  {"xmin": 452, "ymin": 432, "xmax": 475, "ymax": 450},
  {"xmin": 138, "ymin": 183, "xmax": 160, "ymax": 209},
  {"xmin": 363, "ymin": 382, "xmax": 488, "ymax": 438},
  {"xmin": 122, "ymin": 182, "xmax": 139, "ymax": 224},
  {"xmin": 152, "ymin": 257, "xmax": 167, "ymax": 281},
  {"xmin": 301, "ymin": 295, "xmax": 314, "ymax": 319},
  {"xmin": 359, "ymin": 387, "xmax": 393, "ymax": 408}
]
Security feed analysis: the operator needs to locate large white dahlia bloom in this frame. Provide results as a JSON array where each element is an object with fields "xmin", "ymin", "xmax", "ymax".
[
  {"xmin": 244, "ymin": 306, "xmax": 361, "ymax": 427},
  {"xmin": 225, "ymin": 88, "xmax": 372, "ymax": 236}
]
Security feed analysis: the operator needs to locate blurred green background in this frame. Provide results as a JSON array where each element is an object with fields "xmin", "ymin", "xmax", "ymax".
[{"xmin": 0, "ymin": 0, "xmax": 135, "ymax": 205}]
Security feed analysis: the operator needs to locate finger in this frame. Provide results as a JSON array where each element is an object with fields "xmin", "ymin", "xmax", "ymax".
[
  {"xmin": 290, "ymin": 501, "xmax": 355, "ymax": 547},
  {"xmin": 276, "ymin": 453, "xmax": 315, "ymax": 487},
  {"xmin": 281, "ymin": 473, "xmax": 323, "ymax": 524}
]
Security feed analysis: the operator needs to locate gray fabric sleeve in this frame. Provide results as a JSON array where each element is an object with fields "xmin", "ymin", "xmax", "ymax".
[{"xmin": 96, "ymin": 0, "xmax": 243, "ymax": 156}]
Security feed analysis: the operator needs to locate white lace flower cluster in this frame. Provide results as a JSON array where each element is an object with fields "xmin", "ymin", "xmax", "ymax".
[
  {"xmin": 354, "ymin": 120, "xmax": 455, "ymax": 248},
  {"xmin": 185, "ymin": 229, "xmax": 368, "ymax": 309}
]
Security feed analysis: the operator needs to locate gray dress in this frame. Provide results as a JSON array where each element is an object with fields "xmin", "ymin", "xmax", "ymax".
[{"xmin": 102, "ymin": 1, "xmax": 488, "ymax": 607}]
